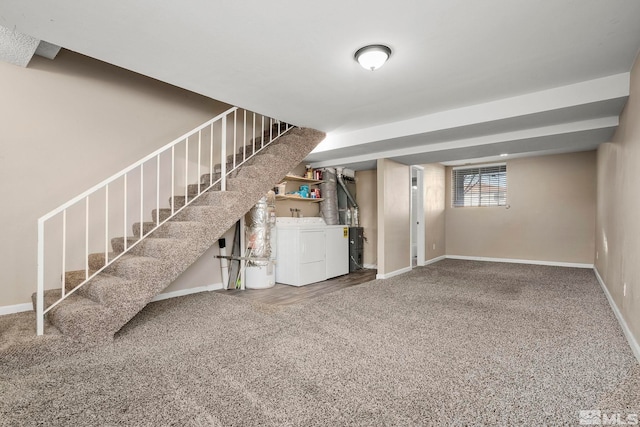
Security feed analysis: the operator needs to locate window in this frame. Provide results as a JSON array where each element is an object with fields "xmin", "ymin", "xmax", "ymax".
[{"xmin": 452, "ymin": 164, "xmax": 507, "ymax": 207}]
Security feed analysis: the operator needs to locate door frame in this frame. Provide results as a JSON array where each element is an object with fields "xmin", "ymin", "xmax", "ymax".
[{"xmin": 410, "ymin": 165, "xmax": 425, "ymax": 268}]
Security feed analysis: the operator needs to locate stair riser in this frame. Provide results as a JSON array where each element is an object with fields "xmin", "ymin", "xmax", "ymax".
[
  {"xmin": 152, "ymin": 208, "xmax": 173, "ymax": 222},
  {"xmin": 200, "ymin": 172, "xmax": 220, "ymax": 185},
  {"xmin": 78, "ymin": 277, "xmax": 136, "ymax": 306},
  {"xmin": 88, "ymin": 253, "xmax": 115, "ymax": 271},
  {"xmin": 132, "ymin": 222, "xmax": 157, "ymax": 237},
  {"xmin": 169, "ymin": 196, "xmax": 186, "ymax": 210},
  {"xmin": 187, "ymin": 183, "xmax": 215, "ymax": 197},
  {"xmin": 64, "ymin": 270, "xmax": 97, "ymax": 289},
  {"xmin": 48, "ymin": 303, "xmax": 114, "ymax": 344},
  {"xmin": 111, "ymin": 237, "xmax": 139, "ymax": 254}
]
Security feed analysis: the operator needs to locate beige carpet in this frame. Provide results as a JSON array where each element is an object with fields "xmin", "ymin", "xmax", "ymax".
[{"xmin": 1, "ymin": 260, "xmax": 638, "ymax": 426}]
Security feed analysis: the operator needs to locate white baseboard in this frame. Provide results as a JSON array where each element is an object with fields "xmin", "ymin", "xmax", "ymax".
[
  {"xmin": 424, "ymin": 255, "xmax": 446, "ymax": 266},
  {"xmin": 0, "ymin": 303, "xmax": 33, "ymax": 316},
  {"xmin": 363, "ymin": 263, "xmax": 377, "ymax": 270},
  {"xmin": 376, "ymin": 266, "xmax": 412, "ymax": 280},
  {"xmin": 445, "ymin": 255, "xmax": 593, "ymax": 269},
  {"xmin": 594, "ymin": 268, "xmax": 640, "ymax": 365},
  {"xmin": 151, "ymin": 283, "xmax": 224, "ymax": 303}
]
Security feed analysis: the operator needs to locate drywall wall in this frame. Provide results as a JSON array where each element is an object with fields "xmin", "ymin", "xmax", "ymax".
[
  {"xmin": 596, "ymin": 53, "xmax": 640, "ymax": 349},
  {"xmin": 445, "ymin": 151, "xmax": 596, "ymax": 264},
  {"xmin": 0, "ymin": 50, "xmax": 231, "ymax": 308},
  {"xmin": 423, "ymin": 163, "xmax": 446, "ymax": 262},
  {"xmin": 355, "ymin": 169, "xmax": 377, "ymax": 267},
  {"xmin": 162, "ymin": 226, "xmax": 236, "ymax": 294},
  {"xmin": 377, "ymin": 159, "xmax": 410, "ymax": 276}
]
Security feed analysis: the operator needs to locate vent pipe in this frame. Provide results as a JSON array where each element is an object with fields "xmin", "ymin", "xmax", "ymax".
[{"xmin": 336, "ymin": 167, "xmax": 359, "ymax": 226}]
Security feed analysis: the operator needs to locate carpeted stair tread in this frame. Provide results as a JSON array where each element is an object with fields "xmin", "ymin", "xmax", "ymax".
[
  {"xmin": 132, "ymin": 221, "xmax": 159, "ymax": 237},
  {"xmin": 88, "ymin": 252, "xmax": 118, "ymax": 271},
  {"xmin": 111, "ymin": 236, "xmax": 140, "ymax": 253},
  {"xmin": 103, "ymin": 254, "xmax": 167, "ymax": 281},
  {"xmin": 45, "ymin": 293, "xmax": 113, "ymax": 343},
  {"xmin": 30, "ymin": 288, "xmax": 73, "ymax": 312},
  {"xmin": 75, "ymin": 273, "xmax": 136, "ymax": 306},
  {"xmin": 187, "ymin": 183, "xmax": 213, "ymax": 196},
  {"xmin": 169, "ymin": 195, "xmax": 187, "ymax": 210},
  {"xmin": 199, "ymin": 172, "xmax": 221, "ymax": 185},
  {"xmin": 65, "ymin": 269, "xmax": 99, "ymax": 288},
  {"xmin": 51, "ymin": 275, "xmax": 82, "ymax": 295},
  {"xmin": 152, "ymin": 208, "xmax": 173, "ymax": 222}
]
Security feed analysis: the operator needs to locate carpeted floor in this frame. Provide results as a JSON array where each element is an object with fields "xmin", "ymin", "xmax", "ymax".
[{"xmin": 1, "ymin": 259, "xmax": 639, "ymax": 426}]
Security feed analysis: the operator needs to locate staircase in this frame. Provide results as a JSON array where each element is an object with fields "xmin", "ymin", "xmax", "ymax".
[{"xmin": 33, "ymin": 115, "xmax": 325, "ymax": 344}]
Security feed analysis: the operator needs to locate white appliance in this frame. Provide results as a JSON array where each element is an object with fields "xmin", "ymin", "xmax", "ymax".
[
  {"xmin": 325, "ymin": 225, "xmax": 349, "ymax": 278},
  {"xmin": 275, "ymin": 218, "xmax": 349, "ymax": 286}
]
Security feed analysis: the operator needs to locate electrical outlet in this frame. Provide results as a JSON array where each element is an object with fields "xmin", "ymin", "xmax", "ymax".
[
  {"xmin": 432, "ymin": 243, "xmax": 436, "ymax": 250},
  {"xmin": 624, "ymin": 283, "xmax": 627, "ymax": 297}
]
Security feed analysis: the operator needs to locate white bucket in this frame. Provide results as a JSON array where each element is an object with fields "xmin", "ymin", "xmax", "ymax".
[{"xmin": 245, "ymin": 262, "xmax": 276, "ymax": 289}]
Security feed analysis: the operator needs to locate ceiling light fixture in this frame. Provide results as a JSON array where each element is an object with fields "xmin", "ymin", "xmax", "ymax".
[
  {"xmin": 354, "ymin": 44, "xmax": 392, "ymax": 71},
  {"xmin": 500, "ymin": 153, "xmax": 509, "ymax": 157}
]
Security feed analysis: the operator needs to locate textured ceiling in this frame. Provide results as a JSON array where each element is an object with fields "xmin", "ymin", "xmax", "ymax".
[{"xmin": 1, "ymin": 1, "xmax": 639, "ymax": 168}]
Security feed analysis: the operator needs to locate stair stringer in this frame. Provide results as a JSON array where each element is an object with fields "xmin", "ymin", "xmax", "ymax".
[{"xmin": 38, "ymin": 127, "xmax": 326, "ymax": 343}]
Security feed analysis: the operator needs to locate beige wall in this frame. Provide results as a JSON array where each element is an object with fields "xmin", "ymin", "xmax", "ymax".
[
  {"xmin": 355, "ymin": 169, "xmax": 377, "ymax": 267},
  {"xmin": 596, "ymin": 54, "xmax": 640, "ymax": 346},
  {"xmin": 377, "ymin": 159, "xmax": 410, "ymax": 276},
  {"xmin": 445, "ymin": 151, "xmax": 596, "ymax": 264},
  {"xmin": 0, "ymin": 50, "xmax": 230, "ymax": 307},
  {"xmin": 423, "ymin": 163, "xmax": 446, "ymax": 261}
]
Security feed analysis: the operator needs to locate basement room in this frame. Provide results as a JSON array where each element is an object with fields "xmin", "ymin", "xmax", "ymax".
[{"xmin": 1, "ymin": 1, "xmax": 639, "ymax": 425}]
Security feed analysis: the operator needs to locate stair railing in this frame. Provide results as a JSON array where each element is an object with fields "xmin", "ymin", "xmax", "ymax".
[{"xmin": 36, "ymin": 106, "xmax": 293, "ymax": 335}]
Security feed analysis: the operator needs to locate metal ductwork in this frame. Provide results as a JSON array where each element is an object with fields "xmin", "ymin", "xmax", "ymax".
[{"xmin": 336, "ymin": 167, "xmax": 359, "ymax": 227}]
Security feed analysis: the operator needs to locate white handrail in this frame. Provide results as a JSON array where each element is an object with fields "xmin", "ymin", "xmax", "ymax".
[
  {"xmin": 38, "ymin": 107, "xmax": 238, "ymax": 223},
  {"xmin": 36, "ymin": 106, "xmax": 292, "ymax": 335}
]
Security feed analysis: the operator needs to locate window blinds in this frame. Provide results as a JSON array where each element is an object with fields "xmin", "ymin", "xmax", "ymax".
[{"xmin": 452, "ymin": 164, "xmax": 507, "ymax": 207}]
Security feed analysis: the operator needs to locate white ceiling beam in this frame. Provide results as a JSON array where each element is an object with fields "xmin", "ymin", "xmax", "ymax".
[
  {"xmin": 313, "ymin": 73, "xmax": 629, "ymax": 154},
  {"xmin": 309, "ymin": 116, "xmax": 618, "ymax": 168}
]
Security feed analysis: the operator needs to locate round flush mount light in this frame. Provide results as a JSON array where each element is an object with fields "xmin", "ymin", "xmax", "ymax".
[{"xmin": 354, "ymin": 44, "xmax": 392, "ymax": 71}]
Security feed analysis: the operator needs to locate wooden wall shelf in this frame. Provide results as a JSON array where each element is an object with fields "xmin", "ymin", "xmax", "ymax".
[
  {"xmin": 275, "ymin": 195, "xmax": 323, "ymax": 203},
  {"xmin": 281, "ymin": 174, "xmax": 323, "ymax": 184}
]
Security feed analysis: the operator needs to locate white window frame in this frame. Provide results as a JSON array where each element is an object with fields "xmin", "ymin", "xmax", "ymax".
[{"xmin": 452, "ymin": 163, "xmax": 507, "ymax": 208}]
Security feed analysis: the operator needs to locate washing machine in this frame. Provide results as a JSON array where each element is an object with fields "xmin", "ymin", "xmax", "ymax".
[{"xmin": 275, "ymin": 217, "xmax": 348, "ymax": 286}]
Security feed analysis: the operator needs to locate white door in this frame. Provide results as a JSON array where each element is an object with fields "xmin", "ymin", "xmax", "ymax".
[{"xmin": 410, "ymin": 166, "xmax": 425, "ymax": 267}]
